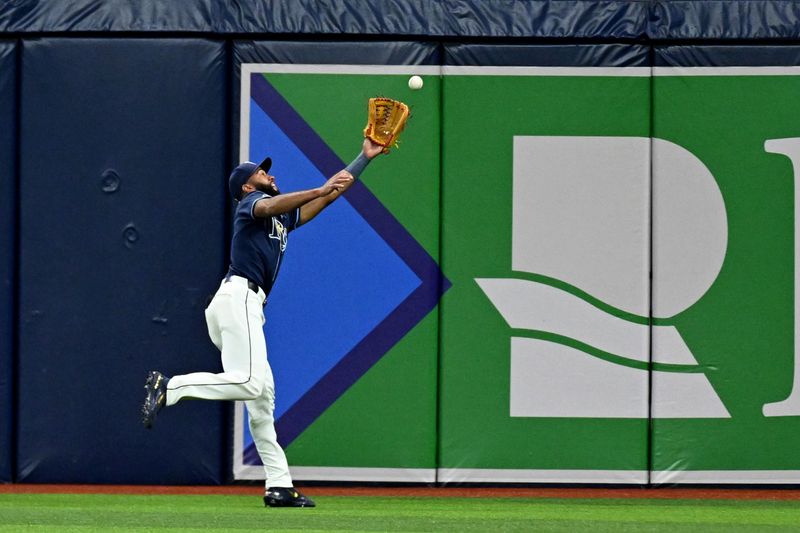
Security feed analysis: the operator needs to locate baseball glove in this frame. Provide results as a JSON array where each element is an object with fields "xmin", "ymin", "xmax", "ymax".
[{"xmin": 363, "ymin": 97, "xmax": 410, "ymax": 153}]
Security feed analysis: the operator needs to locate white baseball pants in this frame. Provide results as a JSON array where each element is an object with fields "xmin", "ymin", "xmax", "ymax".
[{"xmin": 165, "ymin": 275, "xmax": 292, "ymax": 488}]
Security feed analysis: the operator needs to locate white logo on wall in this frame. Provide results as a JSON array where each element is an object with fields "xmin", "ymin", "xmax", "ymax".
[
  {"xmin": 478, "ymin": 136, "xmax": 731, "ymax": 418},
  {"xmin": 763, "ymin": 138, "xmax": 800, "ymax": 417}
]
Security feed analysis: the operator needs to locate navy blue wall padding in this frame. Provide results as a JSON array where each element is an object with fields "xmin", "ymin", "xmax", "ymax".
[
  {"xmin": 0, "ymin": 1, "xmax": 643, "ymax": 38},
  {"xmin": 650, "ymin": 1, "xmax": 800, "ymax": 40},
  {"xmin": 444, "ymin": 43, "xmax": 651, "ymax": 67},
  {"xmin": 0, "ymin": 40, "xmax": 16, "ymax": 484},
  {"xmin": 17, "ymin": 38, "xmax": 229, "ymax": 484},
  {"xmin": 234, "ymin": 40, "xmax": 441, "ymax": 67},
  {"xmin": 4, "ymin": 1, "xmax": 800, "ymax": 41},
  {"xmin": 443, "ymin": 0, "xmax": 647, "ymax": 39},
  {"xmin": 226, "ymin": 1, "xmax": 448, "ymax": 37},
  {"xmin": 0, "ymin": 0, "xmax": 221, "ymax": 34},
  {"xmin": 656, "ymin": 45, "xmax": 800, "ymax": 67}
]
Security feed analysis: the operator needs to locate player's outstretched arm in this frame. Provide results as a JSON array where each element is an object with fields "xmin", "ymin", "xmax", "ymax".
[
  {"xmin": 252, "ymin": 173, "xmax": 351, "ymax": 219},
  {"xmin": 298, "ymin": 139, "xmax": 383, "ymax": 226}
]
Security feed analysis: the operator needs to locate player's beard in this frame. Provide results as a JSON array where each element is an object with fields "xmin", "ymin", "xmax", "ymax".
[{"xmin": 256, "ymin": 182, "xmax": 280, "ymax": 196}]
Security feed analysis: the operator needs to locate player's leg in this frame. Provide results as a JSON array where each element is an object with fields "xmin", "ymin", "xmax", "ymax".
[
  {"xmin": 166, "ymin": 283, "xmax": 267, "ymax": 404},
  {"xmin": 247, "ymin": 361, "xmax": 315, "ymax": 507},
  {"xmin": 245, "ymin": 363, "xmax": 292, "ymax": 487}
]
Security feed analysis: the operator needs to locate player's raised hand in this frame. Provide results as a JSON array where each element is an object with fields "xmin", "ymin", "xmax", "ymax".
[
  {"xmin": 362, "ymin": 138, "xmax": 384, "ymax": 159},
  {"xmin": 319, "ymin": 170, "xmax": 354, "ymax": 196}
]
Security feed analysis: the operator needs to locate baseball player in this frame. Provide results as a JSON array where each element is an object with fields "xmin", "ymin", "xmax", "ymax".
[{"xmin": 141, "ymin": 137, "xmax": 384, "ymax": 507}]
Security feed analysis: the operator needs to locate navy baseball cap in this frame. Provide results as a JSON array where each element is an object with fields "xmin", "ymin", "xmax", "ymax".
[{"xmin": 228, "ymin": 156, "xmax": 272, "ymax": 201}]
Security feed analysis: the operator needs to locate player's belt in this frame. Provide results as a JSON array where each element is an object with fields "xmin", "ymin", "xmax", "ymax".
[{"xmin": 224, "ymin": 274, "xmax": 263, "ymax": 296}]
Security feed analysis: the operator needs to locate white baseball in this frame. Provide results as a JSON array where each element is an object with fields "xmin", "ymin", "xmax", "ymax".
[{"xmin": 408, "ymin": 75, "xmax": 423, "ymax": 90}]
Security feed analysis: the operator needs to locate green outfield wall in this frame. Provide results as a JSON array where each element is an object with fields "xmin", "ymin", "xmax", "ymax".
[{"xmin": 234, "ymin": 58, "xmax": 800, "ymax": 485}]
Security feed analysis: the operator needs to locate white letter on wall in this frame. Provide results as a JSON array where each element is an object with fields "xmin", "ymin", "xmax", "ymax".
[{"xmin": 763, "ymin": 138, "xmax": 800, "ymax": 417}]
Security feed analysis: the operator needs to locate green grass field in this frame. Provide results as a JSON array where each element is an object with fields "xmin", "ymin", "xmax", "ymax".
[{"xmin": 1, "ymin": 494, "xmax": 800, "ymax": 532}]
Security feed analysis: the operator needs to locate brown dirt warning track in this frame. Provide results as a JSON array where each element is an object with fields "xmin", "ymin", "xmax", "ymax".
[{"xmin": 2, "ymin": 484, "xmax": 800, "ymax": 501}]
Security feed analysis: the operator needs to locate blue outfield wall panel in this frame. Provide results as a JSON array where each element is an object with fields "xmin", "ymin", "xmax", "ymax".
[
  {"xmin": 0, "ymin": 40, "xmax": 17, "ymax": 483},
  {"xmin": 18, "ymin": 38, "xmax": 228, "ymax": 484}
]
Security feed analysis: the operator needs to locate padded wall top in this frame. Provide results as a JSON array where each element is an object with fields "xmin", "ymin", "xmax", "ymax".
[
  {"xmin": 444, "ymin": 43, "xmax": 650, "ymax": 67},
  {"xmin": 0, "ymin": 1, "xmax": 640, "ymax": 37},
  {"xmin": 0, "ymin": 40, "xmax": 17, "ymax": 483},
  {"xmin": 2, "ymin": 1, "xmax": 799, "ymax": 40},
  {"xmin": 651, "ymin": 1, "xmax": 800, "ymax": 40},
  {"xmin": 17, "ymin": 38, "xmax": 228, "ymax": 483},
  {"xmin": 234, "ymin": 40, "xmax": 440, "ymax": 66}
]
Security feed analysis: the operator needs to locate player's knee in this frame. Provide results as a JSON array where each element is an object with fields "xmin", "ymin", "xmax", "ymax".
[
  {"xmin": 240, "ymin": 376, "xmax": 265, "ymax": 399},
  {"xmin": 247, "ymin": 406, "xmax": 273, "ymax": 426}
]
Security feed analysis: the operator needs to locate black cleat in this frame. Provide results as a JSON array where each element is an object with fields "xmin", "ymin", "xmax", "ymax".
[
  {"xmin": 264, "ymin": 487, "xmax": 316, "ymax": 508},
  {"xmin": 141, "ymin": 371, "xmax": 169, "ymax": 429}
]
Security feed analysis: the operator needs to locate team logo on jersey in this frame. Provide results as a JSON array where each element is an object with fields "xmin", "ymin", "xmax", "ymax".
[{"xmin": 269, "ymin": 218, "xmax": 288, "ymax": 252}]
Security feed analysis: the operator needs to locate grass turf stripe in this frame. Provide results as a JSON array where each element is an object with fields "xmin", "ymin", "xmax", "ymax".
[{"xmin": 1, "ymin": 494, "xmax": 799, "ymax": 532}]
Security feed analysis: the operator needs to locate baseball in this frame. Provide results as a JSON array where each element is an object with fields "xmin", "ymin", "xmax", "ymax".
[{"xmin": 408, "ymin": 75, "xmax": 423, "ymax": 90}]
